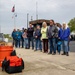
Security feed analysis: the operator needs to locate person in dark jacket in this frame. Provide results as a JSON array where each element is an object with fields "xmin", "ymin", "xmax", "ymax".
[
  {"xmin": 34, "ymin": 25, "xmax": 42, "ymax": 51},
  {"xmin": 56, "ymin": 23, "xmax": 62, "ymax": 54},
  {"xmin": 47, "ymin": 20, "xmax": 58, "ymax": 55},
  {"xmin": 21, "ymin": 28, "xmax": 24, "ymax": 48},
  {"xmin": 59, "ymin": 23, "xmax": 70, "ymax": 56},
  {"xmin": 27, "ymin": 24, "xmax": 34, "ymax": 49},
  {"xmin": 12, "ymin": 29, "xmax": 17, "ymax": 47}
]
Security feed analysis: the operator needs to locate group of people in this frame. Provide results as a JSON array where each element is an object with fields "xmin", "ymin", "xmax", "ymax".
[{"xmin": 12, "ymin": 19, "xmax": 70, "ymax": 56}]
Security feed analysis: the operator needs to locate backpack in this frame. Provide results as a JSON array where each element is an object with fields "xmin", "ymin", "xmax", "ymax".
[
  {"xmin": 10, "ymin": 50, "xmax": 16, "ymax": 56},
  {"xmin": 2, "ymin": 56, "xmax": 24, "ymax": 74}
]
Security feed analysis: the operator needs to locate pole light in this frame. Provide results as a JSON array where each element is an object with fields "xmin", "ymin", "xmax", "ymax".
[{"xmin": 27, "ymin": 13, "xmax": 29, "ymax": 29}]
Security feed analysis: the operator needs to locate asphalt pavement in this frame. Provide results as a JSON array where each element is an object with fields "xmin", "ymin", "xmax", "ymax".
[
  {"xmin": 0, "ymin": 40, "xmax": 75, "ymax": 75},
  {"xmin": 69, "ymin": 41, "xmax": 75, "ymax": 52},
  {"xmin": 0, "ymin": 47, "xmax": 75, "ymax": 75}
]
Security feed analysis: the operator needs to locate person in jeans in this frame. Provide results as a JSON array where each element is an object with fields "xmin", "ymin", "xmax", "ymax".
[
  {"xmin": 47, "ymin": 20, "xmax": 58, "ymax": 55},
  {"xmin": 56, "ymin": 23, "xmax": 62, "ymax": 54},
  {"xmin": 27, "ymin": 24, "xmax": 34, "ymax": 49},
  {"xmin": 21, "ymin": 28, "xmax": 24, "ymax": 48},
  {"xmin": 59, "ymin": 23, "xmax": 70, "ymax": 56},
  {"xmin": 16, "ymin": 29, "xmax": 21, "ymax": 48},
  {"xmin": 12, "ymin": 29, "xmax": 17, "ymax": 47},
  {"xmin": 22, "ymin": 29, "xmax": 28, "ymax": 49},
  {"xmin": 34, "ymin": 25, "xmax": 42, "ymax": 51},
  {"xmin": 41, "ymin": 22, "xmax": 48, "ymax": 53}
]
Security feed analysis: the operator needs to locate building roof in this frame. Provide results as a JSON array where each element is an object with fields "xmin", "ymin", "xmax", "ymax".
[{"xmin": 29, "ymin": 19, "xmax": 50, "ymax": 25}]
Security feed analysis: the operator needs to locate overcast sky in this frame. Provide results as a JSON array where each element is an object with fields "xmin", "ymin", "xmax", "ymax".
[{"xmin": 0, "ymin": 0, "xmax": 75, "ymax": 34}]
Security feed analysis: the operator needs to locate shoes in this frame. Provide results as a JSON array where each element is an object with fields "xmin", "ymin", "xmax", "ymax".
[
  {"xmin": 25, "ymin": 47, "xmax": 29, "ymax": 49},
  {"xmin": 66, "ymin": 52, "xmax": 69, "ymax": 56},
  {"xmin": 58, "ymin": 52, "xmax": 60, "ymax": 55},
  {"xmin": 34, "ymin": 50, "xmax": 37, "ymax": 51},
  {"xmin": 62, "ymin": 52, "xmax": 69, "ymax": 56},
  {"xmin": 40, "ymin": 50, "xmax": 42, "ymax": 52},
  {"xmin": 62, "ymin": 52, "xmax": 66, "ymax": 55},
  {"xmin": 27, "ymin": 47, "xmax": 30, "ymax": 49},
  {"xmin": 32, "ymin": 48, "xmax": 34, "ymax": 50},
  {"xmin": 52, "ymin": 53, "xmax": 56, "ymax": 55},
  {"xmin": 48, "ymin": 53, "xmax": 52, "ymax": 55}
]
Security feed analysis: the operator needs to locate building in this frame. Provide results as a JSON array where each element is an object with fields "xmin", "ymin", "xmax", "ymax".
[{"xmin": 29, "ymin": 19, "xmax": 50, "ymax": 28}]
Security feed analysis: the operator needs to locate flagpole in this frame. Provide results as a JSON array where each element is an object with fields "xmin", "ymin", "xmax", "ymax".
[
  {"xmin": 14, "ymin": 5, "xmax": 16, "ymax": 29},
  {"xmin": 12, "ymin": 5, "xmax": 16, "ymax": 29},
  {"xmin": 14, "ymin": 12, "xmax": 16, "ymax": 29}
]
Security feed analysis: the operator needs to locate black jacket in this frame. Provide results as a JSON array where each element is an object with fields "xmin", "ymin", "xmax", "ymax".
[
  {"xmin": 34, "ymin": 29, "xmax": 41, "ymax": 39},
  {"xmin": 27, "ymin": 27, "xmax": 34, "ymax": 37}
]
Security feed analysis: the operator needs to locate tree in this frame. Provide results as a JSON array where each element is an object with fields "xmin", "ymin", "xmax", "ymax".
[
  {"xmin": 4, "ymin": 34, "xmax": 12, "ymax": 39},
  {"xmin": 68, "ymin": 18, "xmax": 75, "ymax": 32}
]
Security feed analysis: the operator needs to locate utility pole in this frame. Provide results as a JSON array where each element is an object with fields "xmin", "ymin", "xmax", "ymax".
[
  {"xmin": 36, "ymin": 1, "xmax": 38, "ymax": 20},
  {"xmin": 31, "ymin": 16, "xmax": 33, "ymax": 21},
  {"xmin": 0, "ymin": 25, "xmax": 1, "ymax": 33},
  {"xmin": 27, "ymin": 13, "xmax": 29, "ymax": 29}
]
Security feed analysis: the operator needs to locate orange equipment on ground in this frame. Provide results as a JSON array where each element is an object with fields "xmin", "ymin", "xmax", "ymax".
[{"xmin": 0, "ymin": 46, "xmax": 13, "ymax": 67}]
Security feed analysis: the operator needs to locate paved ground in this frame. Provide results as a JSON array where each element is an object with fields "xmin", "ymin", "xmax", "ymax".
[
  {"xmin": 0, "ymin": 47, "xmax": 75, "ymax": 75},
  {"xmin": 69, "ymin": 41, "xmax": 75, "ymax": 52}
]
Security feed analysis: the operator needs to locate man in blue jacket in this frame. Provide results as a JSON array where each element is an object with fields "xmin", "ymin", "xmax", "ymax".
[{"xmin": 59, "ymin": 23, "xmax": 70, "ymax": 56}]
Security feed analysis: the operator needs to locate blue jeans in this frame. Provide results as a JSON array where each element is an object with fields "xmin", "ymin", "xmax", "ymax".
[
  {"xmin": 24, "ymin": 38, "xmax": 28, "ymax": 48},
  {"xmin": 28, "ymin": 37, "xmax": 34, "ymax": 49},
  {"xmin": 68, "ymin": 41, "xmax": 70, "ymax": 51},
  {"xmin": 49, "ymin": 38, "xmax": 56, "ymax": 54},
  {"xmin": 12, "ymin": 38, "xmax": 16, "ymax": 47},
  {"xmin": 16, "ymin": 40, "xmax": 20, "ymax": 48},
  {"xmin": 57, "ymin": 41, "xmax": 61, "ymax": 53},
  {"xmin": 21, "ymin": 38, "xmax": 24, "ymax": 48},
  {"xmin": 35, "ymin": 38, "xmax": 42, "ymax": 50},
  {"xmin": 62, "ymin": 40, "xmax": 69, "ymax": 53},
  {"xmin": 56, "ymin": 38, "xmax": 62, "ymax": 53}
]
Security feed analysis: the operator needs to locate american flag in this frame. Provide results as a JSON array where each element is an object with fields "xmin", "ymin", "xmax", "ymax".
[{"xmin": 12, "ymin": 5, "xmax": 15, "ymax": 12}]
